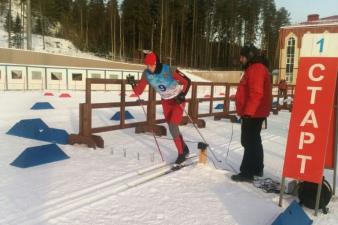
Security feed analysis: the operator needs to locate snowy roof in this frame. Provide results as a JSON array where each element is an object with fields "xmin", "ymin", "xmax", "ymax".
[
  {"xmin": 280, "ymin": 22, "xmax": 338, "ymax": 29},
  {"xmin": 281, "ymin": 15, "xmax": 338, "ymax": 29}
]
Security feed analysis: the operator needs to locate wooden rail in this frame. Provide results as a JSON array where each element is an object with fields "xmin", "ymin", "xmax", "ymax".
[{"xmin": 69, "ymin": 78, "xmax": 295, "ymax": 148}]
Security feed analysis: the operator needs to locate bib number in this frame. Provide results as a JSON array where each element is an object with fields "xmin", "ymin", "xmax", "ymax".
[{"xmin": 158, "ymin": 84, "xmax": 167, "ymax": 92}]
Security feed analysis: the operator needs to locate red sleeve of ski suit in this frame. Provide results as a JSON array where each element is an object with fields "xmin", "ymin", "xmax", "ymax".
[
  {"xmin": 172, "ymin": 69, "xmax": 191, "ymax": 95},
  {"xmin": 132, "ymin": 71, "xmax": 148, "ymax": 96}
]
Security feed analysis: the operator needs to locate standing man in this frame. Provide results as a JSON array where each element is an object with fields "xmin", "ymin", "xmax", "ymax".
[
  {"xmin": 231, "ymin": 45, "xmax": 272, "ymax": 182},
  {"xmin": 126, "ymin": 52, "xmax": 191, "ymax": 164}
]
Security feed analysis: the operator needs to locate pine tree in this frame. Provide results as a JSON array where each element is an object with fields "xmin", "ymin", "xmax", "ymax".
[
  {"xmin": 261, "ymin": 0, "xmax": 277, "ymax": 68},
  {"xmin": 107, "ymin": 0, "xmax": 120, "ymax": 60},
  {"xmin": 122, "ymin": 0, "xmax": 152, "ymax": 60},
  {"xmin": 4, "ymin": 0, "xmax": 290, "ymax": 69},
  {"xmin": 13, "ymin": 14, "xmax": 23, "ymax": 48},
  {"xmin": 4, "ymin": 10, "xmax": 12, "ymax": 32},
  {"xmin": 87, "ymin": 0, "xmax": 107, "ymax": 54},
  {"xmin": 5, "ymin": 0, "xmax": 12, "ymax": 47},
  {"xmin": 0, "ymin": 0, "xmax": 7, "ymax": 16}
]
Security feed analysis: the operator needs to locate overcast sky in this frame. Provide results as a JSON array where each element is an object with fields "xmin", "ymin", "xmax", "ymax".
[{"xmin": 275, "ymin": 0, "xmax": 338, "ymax": 23}]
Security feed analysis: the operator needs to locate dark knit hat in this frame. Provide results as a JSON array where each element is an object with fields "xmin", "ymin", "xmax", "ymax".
[{"xmin": 240, "ymin": 44, "xmax": 259, "ymax": 60}]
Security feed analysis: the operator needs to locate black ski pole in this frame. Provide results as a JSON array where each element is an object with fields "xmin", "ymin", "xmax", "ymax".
[
  {"xmin": 127, "ymin": 77, "xmax": 164, "ymax": 162},
  {"xmin": 182, "ymin": 105, "xmax": 239, "ymax": 172},
  {"xmin": 180, "ymin": 105, "xmax": 222, "ymax": 163}
]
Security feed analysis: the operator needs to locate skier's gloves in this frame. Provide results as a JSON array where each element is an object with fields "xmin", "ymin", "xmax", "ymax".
[
  {"xmin": 175, "ymin": 92, "xmax": 186, "ymax": 104},
  {"xmin": 126, "ymin": 74, "xmax": 136, "ymax": 88}
]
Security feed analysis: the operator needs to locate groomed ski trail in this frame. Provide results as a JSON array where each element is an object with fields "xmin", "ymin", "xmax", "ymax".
[{"xmin": 3, "ymin": 155, "xmax": 198, "ymax": 225}]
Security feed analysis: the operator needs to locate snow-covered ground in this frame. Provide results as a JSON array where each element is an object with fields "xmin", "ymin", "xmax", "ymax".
[
  {"xmin": 0, "ymin": 26, "xmax": 109, "ymax": 61},
  {"xmin": 0, "ymin": 90, "xmax": 337, "ymax": 225}
]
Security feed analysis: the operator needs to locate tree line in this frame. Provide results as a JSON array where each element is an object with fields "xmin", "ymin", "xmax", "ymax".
[{"xmin": 1, "ymin": 0, "xmax": 290, "ymax": 70}]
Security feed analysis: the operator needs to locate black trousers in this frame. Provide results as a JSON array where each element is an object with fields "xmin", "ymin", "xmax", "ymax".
[{"xmin": 240, "ymin": 117, "xmax": 265, "ymax": 176}]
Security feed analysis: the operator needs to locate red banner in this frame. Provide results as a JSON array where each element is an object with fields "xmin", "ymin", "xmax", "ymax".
[{"xmin": 282, "ymin": 58, "xmax": 338, "ymax": 184}]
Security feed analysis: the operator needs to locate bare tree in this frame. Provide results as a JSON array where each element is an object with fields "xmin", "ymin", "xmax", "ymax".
[
  {"xmin": 26, "ymin": 0, "xmax": 32, "ymax": 49},
  {"xmin": 8, "ymin": 0, "xmax": 11, "ymax": 48},
  {"xmin": 159, "ymin": 0, "xmax": 163, "ymax": 61}
]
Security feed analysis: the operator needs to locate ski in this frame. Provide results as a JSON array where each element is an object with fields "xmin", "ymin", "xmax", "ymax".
[
  {"xmin": 171, "ymin": 163, "xmax": 187, "ymax": 171},
  {"xmin": 168, "ymin": 161, "xmax": 196, "ymax": 173}
]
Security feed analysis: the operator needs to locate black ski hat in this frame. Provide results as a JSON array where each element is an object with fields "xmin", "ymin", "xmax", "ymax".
[
  {"xmin": 240, "ymin": 44, "xmax": 259, "ymax": 61},
  {"xmin": 240, "ymin": 44, "xmax": 270, "ymax": 69}
]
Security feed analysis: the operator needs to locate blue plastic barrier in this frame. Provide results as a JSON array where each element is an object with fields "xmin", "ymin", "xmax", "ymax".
[
  {"xmin": 7, "ymin": 119, "xmax": 69, "ymax": 144},
  {"xmin": 31, "ymin": 102, "xmax": 54, "ymax": 110},
  {"xmin": 111, "ymin": 111, "xmax": 135, "ymax": 121},
  {"xmin": 10, "ymin": 144, "xmax": 69, "ymax": 168},
  {"xmin": 271, "ymin": 201, "xmax": 313, "ymax": 225}
]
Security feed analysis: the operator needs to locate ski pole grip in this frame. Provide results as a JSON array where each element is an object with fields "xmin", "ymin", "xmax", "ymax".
[
  {"xmin": 198, "ymin": 142, "xmax": 208, "ymax": 164},
  {"xmin": 198, "ymin": 142, "xmax": 208, "ymax": 150}
]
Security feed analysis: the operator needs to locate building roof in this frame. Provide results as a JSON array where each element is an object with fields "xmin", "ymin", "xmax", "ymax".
[
  {"xmin": 321, "ymin": 15, "xmax": 338, "ymax": 21},
  {"xmin": 281, "ymin": 14, "xmax": 338, "ymax": 29},
  {"xmin": 301, "ymin": 15, "xmax": 338, "ymax": 25}
]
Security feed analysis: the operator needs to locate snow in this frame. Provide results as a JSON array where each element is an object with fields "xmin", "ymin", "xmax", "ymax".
[
  {"xmin": 281, "ymin": 22, "xmax": 338, "ymax": 29},
  {"xmin": 179, "ymin": 69, "xmax": 210, "ymax": 82},
  {"xmin": 0, "ymin": 2, "xmax": 337, "ymax": 224},
  {"xmin": 0, "ymin": 0, "xmax": 96, "ymax": 59},
  {"xmin": 0, "ymin": 27, "xmax": 107, "ymax": 61},
  {"xmin": 0, "ymin": 5, "xmax": 113, "ymax": 62},
  {"xmin": 0, "ymin": 90, "xmax": 337, "ymax": 225}
]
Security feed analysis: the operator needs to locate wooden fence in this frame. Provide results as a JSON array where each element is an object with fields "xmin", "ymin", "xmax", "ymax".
[{"xmin": 69, "ymin": 78, "xmax": 295, "ymax": 148}]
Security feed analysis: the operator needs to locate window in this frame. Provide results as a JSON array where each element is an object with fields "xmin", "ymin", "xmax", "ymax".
[
  {"xmin": 72, "ymin": 73, "xmax": 83, "ymax": 81},
  {"xmin": 51, "ymin": 72, "xmax": 62, "ymax": 80},
  {"xmin": 32, "ymin": 71, "xmax": 42, "ymax": 80},
  {"xmin": 91, "ymin": 73, "xmax": 101, "ymax": 79},
  {"xmin": 12, "ymin": 70, "xmax": 22, "ymax": 79},
  {"xmin": 109, "ymin": 74, "xmax": 118, "ymax": 79},
  {"xmin": 285, "ymin": 37, "xmax": 296, "ymax": 83}
]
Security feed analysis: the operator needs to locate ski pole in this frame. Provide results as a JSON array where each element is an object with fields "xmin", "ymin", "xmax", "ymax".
[
  {"xmin": 181, "ymin": 103, "xmax": 237, "ymax": 172},
  {"xmin": 127, "ymin": 77, "xmax": 164, "ymax": 162},
  {"xmin": 180, "ymin": 104, "xmax": 222, "ymax": 163}
]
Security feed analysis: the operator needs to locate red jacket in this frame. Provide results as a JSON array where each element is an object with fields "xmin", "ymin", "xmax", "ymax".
[{"xmin": 235, "ymin": 63, "xmax": 272, "ymax": 118}]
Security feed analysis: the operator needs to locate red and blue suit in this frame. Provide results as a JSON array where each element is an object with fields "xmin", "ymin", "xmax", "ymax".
[{"xmin": 133, "ymin": 58, "xmax": 191, "ymax": 158}]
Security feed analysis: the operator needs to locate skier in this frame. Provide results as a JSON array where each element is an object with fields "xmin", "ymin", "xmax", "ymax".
[{"xmin": 126, "ymin": 52, "xmax": 191, "ymax": 164}]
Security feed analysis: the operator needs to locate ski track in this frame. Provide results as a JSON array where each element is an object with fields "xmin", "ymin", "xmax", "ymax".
[
  {"xmin": 2, "ymin": 91, "xmax": 337, "ymax": 225},
  {"xmin": 1, "ymin": 128, "xmax": 284, "ymax": 225},
  {"xmin": 2, "ymin": 156, "xmax": 197, "ymax": 225}
]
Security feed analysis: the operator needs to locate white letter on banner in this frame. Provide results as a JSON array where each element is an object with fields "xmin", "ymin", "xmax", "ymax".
[
  {"xmin": 300, "ymin": 110, "xmax": 319, "ymax": 128},
  {"xmin": 307, "ymin": 87, "xmax": 322, "ymax": 104},
  {"xmin": 297, "ymin": 155, "xmax": 312, "ymax": 174},
  {"xmin": 298, "ymin": 132, "xmax": 315, "ymax": 149},
  {"xmin": 308, "ymin": 64, "xmax": 325, "ymax": 82}
]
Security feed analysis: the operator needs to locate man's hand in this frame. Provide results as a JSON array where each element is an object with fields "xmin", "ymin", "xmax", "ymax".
[
  {"xmin": 126, "ymin": 74, "xmax": 136, "ymax": 87},
  {"xmin": 175, "ymin": 92, "xmax": 186, "ymax": 104}
]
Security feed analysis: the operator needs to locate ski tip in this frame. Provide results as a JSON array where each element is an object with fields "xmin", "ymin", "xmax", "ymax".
[{"xmin": 171, "ymin": 164, "xmax": 185, "ymax": 171}]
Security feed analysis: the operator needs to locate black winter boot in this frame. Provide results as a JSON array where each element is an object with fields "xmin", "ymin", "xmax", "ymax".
[
  {"xmin": 183, "ymin": 145, "xmax": 190, "ymax": 157},
  {"xmin": 231, "ymin": 173, "xmax": 254, "ymax": 183},
  {"xmin": 175, "ymin": 154, "xmax": 186, "ymax": 164}
]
